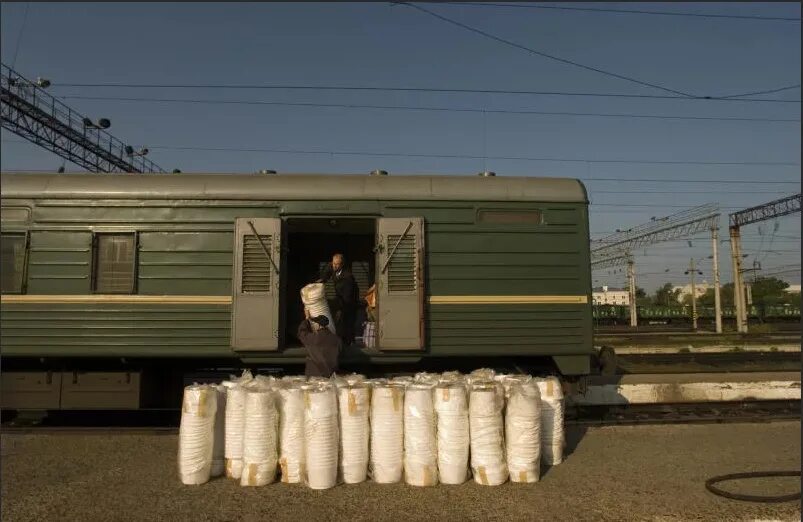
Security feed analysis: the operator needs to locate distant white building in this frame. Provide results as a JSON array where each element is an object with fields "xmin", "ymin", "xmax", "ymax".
[
  {"xmin": 673, "ymin": 281, "xmax": 709, "ymax": 303},
  {"xmin": 785, "ymin": 284, "xmax": 801, "ymax": 294},
  {"xmin": 592, "ymin": 286, "xmax": 630, "ymax": 306}
]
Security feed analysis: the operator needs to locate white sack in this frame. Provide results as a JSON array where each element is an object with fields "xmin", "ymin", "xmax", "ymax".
[
  {"xmin": 240, "ymin": 387, "xmax": 278, "ymax": 486},
  {"xmin": 338, "ymin": 384, "xmax": 370, "ymax": 484},
  {"xmin": 300, "ymin": 283, "xmax": 336, "ymax": 334},
  {"xmin": 404, "ymin": 384, "xmax": 438, "ymax": 487},
  {"xmin": 278, "ymin": 383, "xmax": 306, "ymax": 483},
  {"xmin": 469, "ymin": 382, "xmax": 508, "ymax": 486},
  {"xmin": 536, "ymin": 376, "xmax": 565, "ymax": 466},
  {"xmin": 434, "ymin": 382, "xmax": 470, "ymax": 485},
  {"xmin": 178, "ymin": 384, "xmax": 217, "ymax": 485},
  {"xmin": 223, "ymin": 383, "xmax": 248, "ymax": 479},
  {"xmin": 304, "ymin": 383, "xmax": 339, "ymax": 490},
  {"xmin": 370, "ymin": 383, "xmax": 405, "ymax": 483},
  {"xmin": 505, "ymin": 379, "xmax": 542, "ymax": 483}
]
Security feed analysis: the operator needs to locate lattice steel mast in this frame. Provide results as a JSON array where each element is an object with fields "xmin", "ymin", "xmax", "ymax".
[
  {"xmin": 591, "ymin": 203, "xmax": 722, "ymax": 329},
  {"xmin": 728, "ymin": 193, "xmax": 802, "ymax": 333},
  {"xmin": 1, "ymin": 63, "xmax": 164, "ymax": 173}
]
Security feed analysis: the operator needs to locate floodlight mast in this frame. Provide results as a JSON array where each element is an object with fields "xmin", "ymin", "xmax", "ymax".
[
  {"xmin": 0, "ymin": 62, "xmax": 165, "ymax": 173},
  {"xmin": 728, "ymin": 193, "xmax": 802, "ymax": 333}
]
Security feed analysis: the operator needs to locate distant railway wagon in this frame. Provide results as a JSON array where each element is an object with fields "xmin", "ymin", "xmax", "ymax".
[
  {"xmin": 0, "ymin": 172, "xmax": 593, "ymax": 410},
  {"xmin": 593, "ymin": 303, "xmax": 801, "ymax": 325}
]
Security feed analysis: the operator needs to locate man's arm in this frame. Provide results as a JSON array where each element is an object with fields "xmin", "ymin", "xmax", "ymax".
[{"xmin": 297, "ymin": 319, "xmax": 312, "ymax": 345}]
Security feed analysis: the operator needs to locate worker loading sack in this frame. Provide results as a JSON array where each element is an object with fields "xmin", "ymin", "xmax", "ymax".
[{"xmin": 301, "ymin": 283, "xmax": 336, "ymax": 334}]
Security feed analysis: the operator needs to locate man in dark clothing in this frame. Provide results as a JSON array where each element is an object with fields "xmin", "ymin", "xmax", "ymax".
[
  {"xmin": 298, "ymin": 313, "xmax": 342, "ymax": 378},
  {"xmin": 318, "ymin": 253, "xmax": 360, "ymax": 346}
]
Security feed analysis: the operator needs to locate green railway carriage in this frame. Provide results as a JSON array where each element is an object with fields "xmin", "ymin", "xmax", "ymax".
[{"xmin": 0, "ymin": 171, "xmax": 593, "ymax": 410}]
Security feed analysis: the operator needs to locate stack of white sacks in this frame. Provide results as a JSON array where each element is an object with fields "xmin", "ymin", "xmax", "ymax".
[{"xmin": 177, "ymin": 369, "xmax": 566, "ymax": 487}]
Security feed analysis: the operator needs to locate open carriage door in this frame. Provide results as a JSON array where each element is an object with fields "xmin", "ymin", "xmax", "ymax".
[
  {"xmin": 231, "ymin": 217, "xmax": 282, "ymax": 351},
  {"xmin": 375, "ymin": 217, "xmax": 425, "ymax": 350}
]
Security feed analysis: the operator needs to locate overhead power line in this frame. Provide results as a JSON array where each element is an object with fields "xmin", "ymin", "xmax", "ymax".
[
  {"xmin": 400, "ymin": 2, "xmax": 694, "ymax": 97},
  {"xmin": 11, "ymin": 2, "xmax": 30, "ymax": 69},
  {"xmin": 144, "ymin": 144, "xmax": 800, "ymax": 168},
  {"xmin": 57, "ymin": 95, "xmax": 801, "ymax": 123},
  {"xmin": 718, "ymin": 84, "xmax": 802, "ymax": 99},
  {"xmin": 48, "ymin": 83, "xmax": 801, "ymax": 104},
  {"xmin": 431, "ymin": 2, "xmax": 802, "ymax": 22}
]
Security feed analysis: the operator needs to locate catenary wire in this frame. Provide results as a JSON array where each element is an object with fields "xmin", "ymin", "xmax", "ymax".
[
  {"xmin": 400, "ymin": 2, "xmax": 694, "ymax": 97},
  {"xmin": 430, "ymin": 2, "xmax": 802, "ymax": 22},
  {"xmin": 48, "ymin": 83, "xmax": 801, "ymax": 103},
  {"xmin": 56, "ymin": 95, "xmax": 801, "ymax": 123}
]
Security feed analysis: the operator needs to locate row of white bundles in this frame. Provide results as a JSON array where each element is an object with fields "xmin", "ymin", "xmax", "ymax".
[{"xmin": 177, "ymin": 370, "xmax": 565, "ymax": 488}]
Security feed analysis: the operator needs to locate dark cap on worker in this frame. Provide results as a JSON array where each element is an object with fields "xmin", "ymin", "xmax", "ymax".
[{"xmin": 310, "ymin": 315, "xmax": 329, "ymax": 327}]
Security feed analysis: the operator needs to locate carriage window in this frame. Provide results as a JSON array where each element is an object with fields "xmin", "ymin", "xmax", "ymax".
[
  {"xmin": 477, "ymin": 210, "xmax": 542, "ymax": 225},
  {"xmin": 93, "ymin": 233, "xmax": 137, "ymax": 294},
  {"xmin": 1, "ymin": 233, "xmax": 27, "ymax": 294}
]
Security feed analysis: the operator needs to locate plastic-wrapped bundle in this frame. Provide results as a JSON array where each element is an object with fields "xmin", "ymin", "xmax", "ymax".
[
  {"xmin": 281, "ymin": 375, "xmax": 307, "ymax": 386},
  {"xmin": 369, "ymin": 382, "xmax": 405, "ymax": 483},
  {"xmin": 241, "ymin": 386, "xmax": 278, "ymax": 486},
  {"xmin": 391, "ymin": 375, "xmax": 414, "ymax": 386},
  {"xmin": 434, "ymin": 382, "xmax": 469, "ymax": 485},
  {"xmin": 223, "ymin": 384, "xmax": 247, "ymax": 479},
  {"xmin": 505, "ymin": 378, "xmax": 542, "ymax": 483},
  {"xmin": 178, "ymin": 384, "xmax": 218, "ymax": 485},
  {"xmin": 343, "ymin": 373, "xmax": 366, "ymax": 386},
  {"xmin": 300, "ymin": 283, "xmax": 336, "ymax": 334},
  {"xmin": 304, "ymin": 383, "xmax": 339, "ymax": 489},
  {"xmin": 210, "ymin": 384, "xmax": 227, "ymax": 477},
  {"xmin": 404, "ymin": 383, "xmax": 438, "ymax": 487},
  {"xmin": 249, "ymin": 374, "xmax": 277, "ymax": 389},
  {"xmin": 221, "ymin": 370, "xmax": 254, "ymax": 479},
  {"xmin": 467, "ymin": 368, "xmax": 496, "ymax": 385},
  {"xmin": 278, "ymin": 382, "xmax": 306, "ymax": 483},
  {"xmin": 469, "ymin": 381, "xmax": 508, "ymax": 486},
  {"xmin": 536, "ymin": 377, "xmax": 565, "ymax": 466},
  {"xmin": 439, "ymin": 371, "xmax": 463, "ymax": 384},
  {"xmin": 338, "ymin": 384, "xmax": 370, "ymax": 484},
  {"xmin": 413, "ymin": 372, "xmax": 440, "ymax": 386},
  {"xmin": 499, "ymin": 374, "xmax": 531, "ymax": 397}
]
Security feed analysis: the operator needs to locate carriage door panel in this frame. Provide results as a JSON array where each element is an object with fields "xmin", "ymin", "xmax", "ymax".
[
  {"xmin": 375, "ymin": 217, "xmax": 425, "ymax": 350},
  {"xmin": 231, "ymin": 218, "xmax": 282, "ymax": 351}
]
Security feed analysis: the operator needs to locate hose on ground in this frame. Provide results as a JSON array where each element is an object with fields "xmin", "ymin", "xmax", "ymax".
[{"xmin": 705, "ymin": 471, "xmax": 801, "ymax": 503}]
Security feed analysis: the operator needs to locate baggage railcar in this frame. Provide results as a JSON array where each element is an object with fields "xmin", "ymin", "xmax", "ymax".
[{"xmin": 0, "ymin": 172, "xmax": 593, "ymax": 410}]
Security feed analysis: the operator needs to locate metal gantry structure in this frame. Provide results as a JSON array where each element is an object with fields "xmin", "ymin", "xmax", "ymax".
[
  {"xmin": 0, "ymin": 63, "xmax": 165, "ymax": 173},
  {"xmin": 728, "ymin": 193, "xmax": 802, "ymax": 333},
  {"xmin": 591, "ymin": 203, "xmax": 722, "ymax": 330}
]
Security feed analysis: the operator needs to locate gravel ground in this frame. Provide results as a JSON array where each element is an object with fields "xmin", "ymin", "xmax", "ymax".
[{"xmin": 2, "ymin": 421, "xmax": 800, "ymax": 522}]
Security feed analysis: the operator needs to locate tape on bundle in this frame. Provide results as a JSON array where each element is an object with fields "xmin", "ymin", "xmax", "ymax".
[{"xmin": 477, "ymin": 466, "xmax": 488, "ymax": 485}]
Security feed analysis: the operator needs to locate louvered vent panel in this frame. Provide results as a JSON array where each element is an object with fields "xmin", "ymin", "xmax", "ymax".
[
  {"xmin": 242, "ymin": 234, "xmax": 271, "ymax": 293},
  {"xmin": 387, "ymin": 235, "xmax": 416, "ymax": 293}
]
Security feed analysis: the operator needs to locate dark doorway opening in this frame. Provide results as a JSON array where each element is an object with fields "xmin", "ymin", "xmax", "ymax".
[{"xmin": 283, "ymin": 218, "xmax": 376, "ymax": 348}]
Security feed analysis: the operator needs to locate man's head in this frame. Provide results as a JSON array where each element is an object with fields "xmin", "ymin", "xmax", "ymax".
[
  {"xmin": 332, "ymin": 253, "xmax": 344, "ymax": 272},
  {"xmin": 310, "ymin": 315, "xmax": 329, "ymax": 331}
]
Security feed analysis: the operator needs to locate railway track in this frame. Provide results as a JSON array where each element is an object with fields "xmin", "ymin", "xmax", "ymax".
[
  {"xmin": 567, "ymin": 400, "xmax": 801, "ymax": 427},
  {"xmin": 616, "ymin": 352, "xmax": 801, "ymax": 374}
]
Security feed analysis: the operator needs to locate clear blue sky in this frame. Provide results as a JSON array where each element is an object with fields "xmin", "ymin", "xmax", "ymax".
[{"xmin": 1, "ymin": 2, "xmax": 800, "ymax": 292}]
